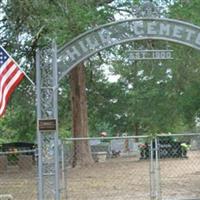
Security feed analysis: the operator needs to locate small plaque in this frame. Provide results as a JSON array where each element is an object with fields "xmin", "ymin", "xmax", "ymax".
[
  {"xmin": 39, "ymin": 119, "xmax": 57, "ymax": 131},
  {"xmin": 129, "ymin": 50, "xmax": 173, "ymax": 60}
]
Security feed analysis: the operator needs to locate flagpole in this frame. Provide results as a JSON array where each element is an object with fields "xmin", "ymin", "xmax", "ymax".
[
  {"xmin": 0, "ymin": 46, "xmax": 35, "ymax": 87},
  {"xmin": 18, "ymin": 60, "xmax": 35, "ymax": 87}
]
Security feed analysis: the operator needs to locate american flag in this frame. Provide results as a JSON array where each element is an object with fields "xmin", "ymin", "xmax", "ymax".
[{"xmin": 0, "ymin": 46, "xmax": 24, "ymax": 116}]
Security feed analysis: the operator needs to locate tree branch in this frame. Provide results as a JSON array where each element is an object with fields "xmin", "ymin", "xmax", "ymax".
[
  {"xmin": 96, "ymin": 0, "xmax": 114, "ymax": 6},
  {"xmin": 30, "ymin": 25, "xmax": 46, "ymax": 50},
  {"xmin": 107, "ymin": 5, "xmax": 133, "ymax": 15}
]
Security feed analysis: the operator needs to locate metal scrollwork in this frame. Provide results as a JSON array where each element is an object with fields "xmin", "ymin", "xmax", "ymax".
[
  {"xmin": 36, "ymin": 43, "xmax": 60, "ymax": 200},
  {"xmin": 40, "ymin": 48, "xmax": 54, "ymax": 119},
  {"xmin": 133, "ymin": 1, "xmax": 161, "ymax": 18}
]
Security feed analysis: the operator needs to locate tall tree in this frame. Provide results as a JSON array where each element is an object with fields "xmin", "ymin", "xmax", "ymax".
[
  {"xmin": 63, "ymin": 0, "xmax": 116, "ymax": 166},
  {"xmin": 0, "ymin": 0, "xmax": 116, "ymax": 166},
  {"xmin": 70, "ymin": 63, "xmax": 94, "ymax": 166}
]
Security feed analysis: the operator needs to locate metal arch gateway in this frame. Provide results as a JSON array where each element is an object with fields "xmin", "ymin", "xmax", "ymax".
[
  {"xmin": 36, "ymin": 17, "xmax": 200, "ymax": 200},
  {"xmin": 57, "ymin": 17, "xmax": 200, "ymax": 80}
]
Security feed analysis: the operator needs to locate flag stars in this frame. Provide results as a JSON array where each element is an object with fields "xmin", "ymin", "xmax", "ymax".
[
  {"xmin": 0, "ymin": 49, "xmax": 9, "ymax": 65},
  {"xmin": 0, "ymin": 56, "xmax": 7, "ymax": 60}
]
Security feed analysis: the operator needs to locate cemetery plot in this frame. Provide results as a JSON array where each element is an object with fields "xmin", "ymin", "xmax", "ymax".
[
  {"xmin": 0, "ymin": 150, "xmax": 200, "ymax": 200},
  {"xmin": 66, "ymin": 150, "xmax": 200, "ymax": 200}
]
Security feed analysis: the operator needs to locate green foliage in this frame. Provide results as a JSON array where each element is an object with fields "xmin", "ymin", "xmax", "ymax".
[
  {"xmin": 169, "ymin": 0, "xmax": 200, "ymax": 25},
  {"xmin": 0, "ymin": 79, "xmax": 36, "ymax": 142},
  {"xmin": 86, "ymin": 33, "xmax": 200, "ymax": 136},
  {"xmin": 90, "ymin": 121, "xmax": 114, "ymax": 137},
  {"xmin": 1, "ymin": 0, "xmax": 200, "ymax": 142},
  {"xmin": 0, "ymin": 0, "xmax": 115, "ymax": 141}
]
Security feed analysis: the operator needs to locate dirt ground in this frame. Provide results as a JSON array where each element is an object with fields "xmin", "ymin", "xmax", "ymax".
[
  {"xmin": 67, "ymin": 151, "xmax": 200, "ymax": 200},
  {"xmin": 0, "ymin": 151, "xmax": 200, "ymax": 200},
  {"xmin": 0, "ymin": 167, "xmax": 37, "ymax": 200}
]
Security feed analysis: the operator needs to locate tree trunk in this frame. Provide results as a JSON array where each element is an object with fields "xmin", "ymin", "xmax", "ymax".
[
  {"xmin": 70, "ymin": 63, "xmax": 94, "ymax": 167},
  {"xmin": 134, "ymin": 122, "xmax": 140, "ymax": 142}
]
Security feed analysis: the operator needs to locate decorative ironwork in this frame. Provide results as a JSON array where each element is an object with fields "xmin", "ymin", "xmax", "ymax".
[
  {"xmin": 40, "ymin": 48, "xmax": 54, "ymax": 119},
  {"xmin": 36, "ymin": 43, "xmax": 60, "ymax": 200},
  {"xmin": 133, "ymin": 0, "xmax": 162, "ymax": 18}
]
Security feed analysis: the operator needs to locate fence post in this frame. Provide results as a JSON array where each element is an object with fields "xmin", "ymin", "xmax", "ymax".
[
  {"xmin": 155, "ymin": 137, "xmax": 161, "ymax": 200},
  {"xmin": 150, "ymin": 139, "xmax": 155, "ymax": 200},
  {"xmin": 36, "ymin": 42, "xmax": 60, "ymax": 200},
  {"xmin": 150, "ymin": 137, "xmax": 161, "ymax": 200},
  {"xmin": 61, "ymin": 142, "xmax": 67, "ymax": 199}
]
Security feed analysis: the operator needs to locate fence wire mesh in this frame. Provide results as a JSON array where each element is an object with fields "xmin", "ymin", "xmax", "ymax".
[
  {"xmin": 1, "ymin": 133, "xmax": 200, "ymax": 200},
  {"xmin": 0, "ymin": 149, "xmax": 37, "ymax": 200},
  {"xmin": 62, "ymin": 136, "xmax": 151, "ymax": 200},
  {"xmin": 158, "ymin": 134, "xmax": 200, "ymax": 200}
]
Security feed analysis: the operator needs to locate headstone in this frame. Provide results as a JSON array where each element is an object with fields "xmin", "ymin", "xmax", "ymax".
[
  {"xmin": 93, "ymin": 152, "xmax": 107, "ymax": 162},
  {"xmin": 110, "ymin": 139, "xmax": 124, "ymax": 153},
  {"xmin": 191, "ymin": 136, "xmax": 200, "ymax": 150},
  {"xmin": 111, "ymin": 139, "xmax": 140, "ymax": 157},
  {"xmin": 90, "ymin": 139, "xmax": 101, "ymax": 146}
]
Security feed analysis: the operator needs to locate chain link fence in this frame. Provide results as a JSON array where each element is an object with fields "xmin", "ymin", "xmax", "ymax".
[
  {"xmin": 0, "ymin": 147, "xmax": 37, "ymax": 200},
  {"xmin": 1, "ymin": 134, "xmax": 200, "ymax": 200},
  {"xmin": 61, "ymin": 134, "xmax": 200, "ymax": 200},
  {"xmin": 61, "ymin": 136, "xmax": 151, "ymax": 200},
  {"xmin": 158, "ymin": 134, "xmax": 200, "ymax": 200}
]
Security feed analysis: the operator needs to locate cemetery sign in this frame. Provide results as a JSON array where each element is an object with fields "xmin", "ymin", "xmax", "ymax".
[{"xmin": 58, "ymin": 18, "xmax": 200, "ymax": 79}]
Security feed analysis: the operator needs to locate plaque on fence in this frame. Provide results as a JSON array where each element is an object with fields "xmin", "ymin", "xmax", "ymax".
[{"xmin": 39, "ymin": 119, "xmax": 57, "ymax": 131}]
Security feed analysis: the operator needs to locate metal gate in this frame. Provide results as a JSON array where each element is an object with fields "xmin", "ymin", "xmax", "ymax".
[
  {"xmin": 158, "ymin": 133, "xmax": 200, "ymax": 200},
  {"xmin": 61, "ymin": 136, "xmax": 151, "ymax": 200},
  {"xmin": 60, "ymin": 134, "xmax": 200, "ymax": 200}
]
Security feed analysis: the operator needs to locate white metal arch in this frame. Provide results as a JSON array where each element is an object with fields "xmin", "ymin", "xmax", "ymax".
[{"xmin": 57, "ymin": 17, "xmax": 200, "ymax": 81}]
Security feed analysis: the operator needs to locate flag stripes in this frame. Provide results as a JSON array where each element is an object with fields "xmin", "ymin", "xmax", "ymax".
[{"xmin": 0, "ymin": 47, "xmax": 24, "ymax": 116}]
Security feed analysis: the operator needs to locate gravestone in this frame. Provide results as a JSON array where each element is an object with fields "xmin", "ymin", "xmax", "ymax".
[{"xmin": 111, "ymin": 139, "xmax": 139, "ymax": 157}]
